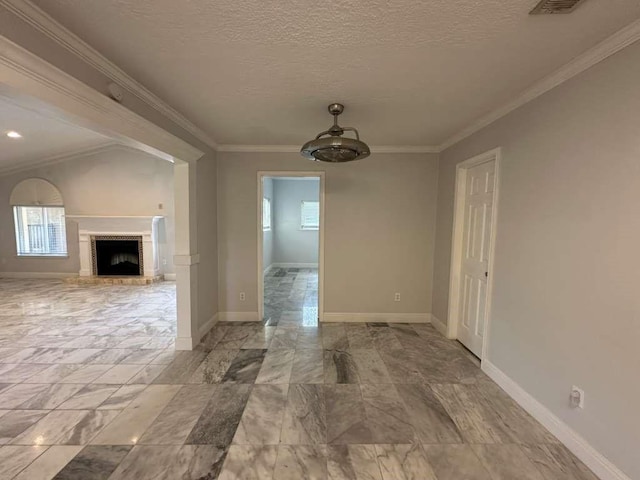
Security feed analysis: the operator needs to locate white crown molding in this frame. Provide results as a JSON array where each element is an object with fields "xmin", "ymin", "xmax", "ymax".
[
  {"xmin": 0, "ymin": 0, "xmax": 218, "ymax": 150},
  {"xmin": 0, "ymin": 35, "xmax": 204, "ymax": 163},
  {"xmin": 218, "ymin": 145, "xmax": 301, "ymax": 153},
  {"xmin": 439, "ymin": 18, "xmax": 640, "ymax": 151},
  {"xmin": 218, "ymin": 144, "xmax": 440, "ymax": 154},
  {"xmin": 0, "ymin": 142, "xmax": 119, "ymax": 177}
]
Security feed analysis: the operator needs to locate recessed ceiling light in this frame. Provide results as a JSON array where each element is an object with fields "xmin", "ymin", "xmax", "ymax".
[{"xmin": 6, "ymin": 131, "xmax": 22, "ymax": 139}]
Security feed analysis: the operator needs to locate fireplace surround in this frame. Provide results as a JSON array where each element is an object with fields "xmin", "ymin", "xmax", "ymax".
[{"xmin": 67, "ymin": 215, "xmax": 163, "ymax": 279}]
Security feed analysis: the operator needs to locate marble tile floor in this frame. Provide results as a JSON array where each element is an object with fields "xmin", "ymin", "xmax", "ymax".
[{"xmin": 0, "ymin": 275, "xmax": 599, "ymax": 479}]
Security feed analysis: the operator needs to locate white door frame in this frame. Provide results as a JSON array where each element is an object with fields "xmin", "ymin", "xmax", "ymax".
[
  {"xmin": 0, "ymin": 35, "xmax": 205, "ymax": 349},
  {"xmin": 447, "ymin": 147, "xmax": 501, "ymax": 361},
  {"xmin": 257, "ymin": 171, "xmax": 325, "ymax": 323}
]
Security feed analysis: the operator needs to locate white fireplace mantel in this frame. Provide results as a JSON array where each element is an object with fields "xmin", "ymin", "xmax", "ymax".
[{"xmin": 67, "ymin": 215, "xmax": 164, "ymax": 277}]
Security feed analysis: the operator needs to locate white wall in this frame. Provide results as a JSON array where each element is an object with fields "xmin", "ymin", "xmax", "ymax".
[
  {"xmin": 272, "ymin": 178, "xmax": 319, "ymax": 266},
  {"xmin": 262, "ymin": 177, "xmax": 274, "ymax": 271},
  {"xmin": 432, "ymin": 42, "xmax": 640, "ymax": 479},
  {"xmin": 217, "ymin": 152, "xmax": 439, "ymax": 316},
  {"xmin": 0, "ymin": 146, "xmax": 174, "ymax": 276}
]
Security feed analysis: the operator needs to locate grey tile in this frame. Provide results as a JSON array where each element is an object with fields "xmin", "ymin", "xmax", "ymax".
[
  {"xmin": 52, "ymin": 445, "xmax": 132, "ymax": 480},
  {"xmin": 271, "ymin": 329, "xmax": 299, "ymax": 350},
  {"xmin": 186, "ymin": 383, "xmax": 252, "ymax": 446},
  {"xmin": 395, "ymin": 383, "xmax": 462, "ymax": 444},
  {"xmin": 422, "ymin": 444, "xmax": 492, "ymax": 480},
  {"xmin": 0, "ymin": 445, "xmax": 48, "ymax": 478},
  {"xmin": 221, "ymin": 349, "xmax": 267, "ymax": 384},
  {"xmin": 324, "ymin": 350, "xmax": 359, "ymax": 384},
  {"xmin": 256, "ymin": 349, "xmax": 294, "ymax": 384},
  {"xmin": 281, "ymin": 384, "xmax": 327, "ymax": 445},
  {"xmin": 291, "ymin": 349, "xmax": 324, "ymax": 384},
  {"xmin": 13, "ymin": 445, "xmax": 82, "ymax": 480},
  {"xmin": 151, "ymin": 350, "xmax": 207, "ymax": 384},
  {"xmin": 325, "ymin": 385, "xmax": 372, "ymax": 444},
  {"xmin": 0, "ymin": 383, "xmax": 50, "ymax": 409},
  {"xmin": 326, "ymin": 444, "xmax": 382, "ymax": 480},
  {"xmin": 0, "ymin": 410, "xmax": 49, "ymax": 444},
  {"xmin": 139, "ymin": 384, "xmax": 215, "ymax": 445},
  {"xmin": 188, "ymin": 349, "xmax": 238, "ymax": 384},
  {"xmin": 346, "ymin": 325, "xmax": 374, "ymax": 349},
  {"xmin": 233, "ymin": 384, "xmax": 288, "ymax": 445},
  {"xmin": 431, "ymin": 383, "xmax": 507, "ymax": 444},
  {"xmin": 360, "ymin": 384, "xmax": 417, "ymax": 444},
  {"xmin": 57, "ymin": 385, "xmax": 120, "ymax": 410},
  {"xmin": 350, "ymin": 350, "xmax": 392, "ymax": 384},
  {"xmin": 375, "ymin": 444, "xmax": 436, "ymax": 480},
  {"xmin": 90, "ymin": 385, "xmax": 181, "ymax": 445},
  {"xmin": 322, "ymin": 326, "xmax": 349, "ymax": 350},
  {"xmin": 218, "ymin": 445, "xmax": 278, "ymax": 480},
  {"xmin": 521, "ymin": 444, "xmax": 599, "ymax": 480},
  {"xmin": 18, "ymin": 383, "xmax": 85, "ymax": 410},
  {"xmin": 274, "ymin": 445, "xmax": 327, "ymax": 480},
  {"xmin": 97, "ymin": 384, "xmax": 146, "ymax": 410},
  {"xmin": 471, "ymin": 444, "xmax": 546, "ymax": 480}
]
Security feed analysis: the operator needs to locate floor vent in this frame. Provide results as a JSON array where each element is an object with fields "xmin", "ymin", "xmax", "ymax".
[{"xmin": 530, "ymin": 0, "xmax": 587, "ymax": 14}]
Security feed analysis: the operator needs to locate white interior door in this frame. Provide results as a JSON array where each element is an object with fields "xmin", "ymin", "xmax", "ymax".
[{"xmin": 457, "ymin": 160, "xmax": 496, "ymax": 356}]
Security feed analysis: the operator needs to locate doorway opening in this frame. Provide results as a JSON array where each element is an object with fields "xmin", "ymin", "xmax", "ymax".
[
  {"xmin": 447, "ymin": 148, "xmax": 501, "ymax": 360},
  {"xmin": 258, "ymin": 172, "xmax": 324, "ymax": 326}
]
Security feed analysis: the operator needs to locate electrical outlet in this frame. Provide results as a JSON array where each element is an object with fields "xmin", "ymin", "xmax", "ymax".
[
  {"xmin": 394, "ymin": 292, "xmax": 401, "ymax": 302},
  {"xmin": 570, "ymin": 386, "xmax": 585, "ymax": 409},
  {"xmin": 162, "ymin": 258, "xmax": 167, "ymax": 265},
  {"xmin": 239, "ymin": 292, "xmax": 246, "ymax": 301}
]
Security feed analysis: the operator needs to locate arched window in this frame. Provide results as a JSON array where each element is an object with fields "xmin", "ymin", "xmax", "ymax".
[{"xmin": 10, "ymin": 178, "xmax": 67, "ymax": 256}]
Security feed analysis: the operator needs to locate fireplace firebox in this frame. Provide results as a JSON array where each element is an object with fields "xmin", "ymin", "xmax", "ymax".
[{"xmin": 91, "ymin": 235, "xmax": 143, "ymax": 276}]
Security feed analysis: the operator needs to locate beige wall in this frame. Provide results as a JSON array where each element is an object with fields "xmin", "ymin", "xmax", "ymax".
[
  {"xmin": 218, "ymin": 152, "xmax": 439, "ymax": 315},
  {"xmin": 433, "ymin": 42, "xmax": 640, "ymax": 478},
  {"xmin": 0, "ymin": 146, "xmax": 174, "ymax": 275},
  {"xmin": 196, "ymin": 153, "xmax": 218, "ymax": 327}
]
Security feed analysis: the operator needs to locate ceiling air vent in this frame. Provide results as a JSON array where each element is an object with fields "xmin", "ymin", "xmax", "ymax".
[{"xmin": 530, "ymin": 0, "xmax": 587, "ymax": 14}]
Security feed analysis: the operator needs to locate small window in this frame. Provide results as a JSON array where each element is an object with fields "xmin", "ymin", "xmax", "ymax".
[
  {"xmin": 263, "ymin": 198, "xmax": 272, "ymax": 231},
  {"xmin": 13, "ymin": 205, "xmax": 67, "ymax": 256},
  {"xmin": 301, "ymin": 201, "xmax": 320, "ymax": 230}
]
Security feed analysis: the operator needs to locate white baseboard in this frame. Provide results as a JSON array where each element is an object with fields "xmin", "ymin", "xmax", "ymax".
[
  {"xmin": 322, "ymin": 312, "xmax": 431, "ymax": 323},
  {"xmin": 217, "ymin": 311, "xmax": 260, "ymax": 322},
  {"xmin": 482, "ymin": 360, "xmax": 630, "ymax": 480},
  {"xmin": 175, "ymin": 336, "xmax": 195, "ymax": 351},
  {"xmin": 430, "ymin": 314, "xmax": 448, "ymax": 336},
  {"xmin": 163, "ymin": 273, "xmax": 177, "ymax": 281},
  {"xmin": 198, "ymin": 313, "xmax": 218, "ymax": 339},
  {"xmin": 271, "ymin": 263, "xmax": 318, "ymax": 269},
  {"xmin": 0, "ymin": 272, "xmax": 78, "ymax": 279}
]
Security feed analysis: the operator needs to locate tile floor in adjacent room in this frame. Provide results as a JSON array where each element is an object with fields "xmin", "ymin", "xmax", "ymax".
[{"xmin": 0, "ymin": 271, "xmax": 598, "ymax": 479}]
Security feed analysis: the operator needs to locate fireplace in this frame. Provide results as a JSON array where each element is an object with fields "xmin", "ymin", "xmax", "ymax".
[
  {"xmin": 91, "ymin": 235, "xmax": 143, "ymax": 276},
  {"xmin": 68, "ymin": 215, "xmax": 163, "ymax": 279}
]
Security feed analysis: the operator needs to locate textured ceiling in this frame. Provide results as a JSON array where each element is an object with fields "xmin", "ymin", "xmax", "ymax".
[
  {"xmin": 0, "ymin": 95, "xmax": 109, "ymax": 172},
  {"xmin": 32, "ymin": 0, "xmax": 640, "ymax": 146}
]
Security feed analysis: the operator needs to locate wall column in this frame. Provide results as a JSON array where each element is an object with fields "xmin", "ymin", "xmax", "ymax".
[{"xmin": 173, "ymin": 161, "xmax": 200, "ymax": 350}]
